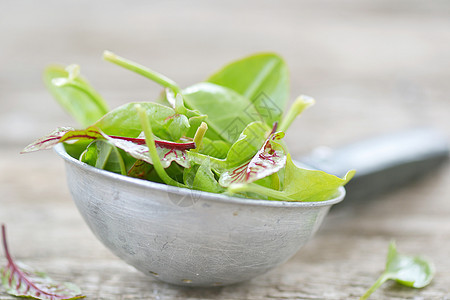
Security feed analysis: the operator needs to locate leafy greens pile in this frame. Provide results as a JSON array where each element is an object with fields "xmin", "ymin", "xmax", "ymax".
[{"xmin": 23, "ymin": 51, "xmax": 354, "ymax": 202}]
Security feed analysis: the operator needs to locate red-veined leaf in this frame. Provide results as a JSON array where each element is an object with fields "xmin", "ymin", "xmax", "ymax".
[
  {"xmin": 21, "ymin": 127, "xmax": 195, "ymax": 168},
  {"xmin": 21, "ymin": 127, "xmax": 102, "ymax": 153},
  {"xmin": 219, "ymin": 131, "xmax": 286, "ymax": 186},
  {"xmin": 1, "ymin": 224, "xmax": 85, "ymax": 300}
]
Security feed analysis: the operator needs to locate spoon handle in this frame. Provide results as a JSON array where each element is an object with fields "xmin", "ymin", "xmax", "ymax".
[{"xmin": 295, "ymin": 127, "xmax": 449, "ymax": 205}]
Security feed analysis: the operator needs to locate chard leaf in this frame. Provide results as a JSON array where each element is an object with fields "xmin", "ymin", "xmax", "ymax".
[
  {"xmin": 21, "ymin": 127, "xmax": 103, "ymax": 153},
  {"xmin": 360, "ymin": 241, "xmax": 435, "ymax": 300},
  {"xmin": 104, "ymin": 136, "xmax": 191, "ymax": 169},
  {"xmin": 44, "ymin": 65, "xmax": 108, "ymax": 127},
  {"xmin": 207, "ymin": 53, "xmax": 289, "ymax": 127},
  {"xmin": 1, "ymin": 224, "xmax": 85, "ymax": 300},
  {"xmin": 94, "ymin": 102, "xmax": 189, "ymax": 141},
  {"xmin": 22, "ymin": 127, "xmax": 194, "ymax": 169},
  {"xmin": 182, "ymin": 82, "xmax": 264, "ymax": 144},
  {"xmin": 219, "ymin": 131, "xmax": 286, "ymax": 187}
]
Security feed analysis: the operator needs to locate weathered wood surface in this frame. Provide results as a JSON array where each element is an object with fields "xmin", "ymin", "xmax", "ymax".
[{"xmin": 0, "ymin": 1, "xmax": 449, "ymax": 299}]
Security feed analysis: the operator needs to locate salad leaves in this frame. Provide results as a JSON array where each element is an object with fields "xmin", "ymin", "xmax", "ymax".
[{"xmin": 24, "ymin": 51, "xmax": 354, "ymax": 202}]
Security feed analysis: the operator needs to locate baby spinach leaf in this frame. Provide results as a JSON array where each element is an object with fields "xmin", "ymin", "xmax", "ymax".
[
  {"xmin": 360, "ymin": 241, "xmax": 435, "ymax": 300},
  {"xmin": 80, "ymin": 140, "xmax": 128, "ymax": 175},
  {"xmin": 184, "ymin": 159, "xmax": 224, "ymax": 194},
  {"xmin": 182, "ymin": 83, "xmax": 264, "ymax": 144},
  {"xmin": 200, "ymin": 138, "xmax": 230, "ymax": 159},
  {"xmin": 94, "ymin": 102, "xmax": 189, "ymax": 141},
  {"xmin": 1, "ymin": 224, "xmax": 85, "ymax": 300},
  {"xmin": 44, "ymin": 64, "xmax": 108, "ymax": 127},
  {"xmin": 281, "ymin": 154, "xmax": 355, "ymax": 202},
  {"xmin": 219, "ymin": 131, "xmax": 286, "ymax": 187},
  {"xmin": 207, "ymin": 53, "xmax": 289, "ymax": 127}
]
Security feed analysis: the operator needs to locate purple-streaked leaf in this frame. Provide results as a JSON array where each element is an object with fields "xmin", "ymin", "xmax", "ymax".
[
  {"xmin": 1, "ymin": 224, "xmax": 85, "ymax": 300},
  {"xmin": 104, "ymin": 136, "xmax": 192, "ymax": 168},
  {"xmin": 21, "ymin": 127, "xmax": 102, "ymax": 153},
  {"xmin": 22, "ymin": 127, "xmax": 195, "ymax": 168},
  {"xmin": 219, "ymin": 131, "xmax": 286, "ymax": 187}
]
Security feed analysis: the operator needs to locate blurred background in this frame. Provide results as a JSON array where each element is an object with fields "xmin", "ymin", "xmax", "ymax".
[
  {"xmin": 0, "ymin": 1, "xmax": 449, "ymax": 299},
  {"xmin": 1, "ymin": 0, "xmax": 449, "ymax": 151}
]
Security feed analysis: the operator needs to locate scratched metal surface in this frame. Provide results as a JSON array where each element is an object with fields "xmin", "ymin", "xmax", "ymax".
[{"xmin": 1, "ymin": 0, "xmax": 449, "ymax": 299}]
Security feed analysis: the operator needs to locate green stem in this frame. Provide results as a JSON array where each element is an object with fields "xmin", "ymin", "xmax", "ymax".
[
  {"xmin": 359, "ymin": 273, "xmax": 390, "ymax": 300},
  {"xmin": 104, "ymin": 51, "xmax": 181, "ymax": 94},
  {"xmin": 192, "ymin": 122, "xmax": 208, "ymax": 152},
  {"xmin": 228, "ymin": 183, "xmax": 291, "ymax": 201},
  {"xmin": 279, "ymin": 95, "xmax": 315, "ymax": 132},
  {"xmin": 135, "ymin": 104, "xmax": 185, "ymax": 188}
]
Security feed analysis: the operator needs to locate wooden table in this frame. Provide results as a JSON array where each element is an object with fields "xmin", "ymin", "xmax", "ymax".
[{"xmin": 1, "ymin": 1, "xmax": 449, "ymax": 299}]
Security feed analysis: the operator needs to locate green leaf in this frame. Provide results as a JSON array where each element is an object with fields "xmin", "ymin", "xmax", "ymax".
[
  {"xmin": 359, "ymin": 241, "xmax": 435, "ymax": 300},
  {"xmin": 80, "ymin": 140, "xmax": 128, "ymax": 175},
  {"xmin": 228, "ymin": 154, "xmax": 354, "ymax": 201},
  {"xmin": 385, "ymin": 241, "xmax": 435, "ymax": 288},
  {"xmin": 44, "ymin": 65, "xmax": 109, "ymax": 127},
  {"xmin": 1, "ymin": 224, "xmax": 85, "ymax": 300},
  {"xmin": 94, "ymin": 102, "xmax": 188, "ymax": 141},
  {"xmin": 182, "ymin": 82, "xmax": 264, "ymax": 144},
  {"xmin": 188, "ymin": 121, "xmax": 271, "ymax": 171},
  {"xmin": 184, "ymin": 159, "xmax": 224, "ymax": 194},
  {"xmin": 207, "ymin": 53, "xmax": 289, "ymax": 127},
  {"xmin": 200, "ymin": 138, "xmax": 230, "ymax": 159},
  {"xmin": 282, "ymin": 154, "xmax": 355, "ymax": 202}
]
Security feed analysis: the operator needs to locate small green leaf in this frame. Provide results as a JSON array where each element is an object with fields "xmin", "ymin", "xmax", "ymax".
[
  {"xmin": 185, "ymin": 159, "xmax": 224, "ymax": 194},
  {"xmin": 44, "ymin": 65, "xmax": 108, "ymax": 127},
  {"xmin": 94, "ymin": 102, "xmax": 186, "ymax": 141},
  {"xmin": 182, "ymin": 82, "xmax": 264, "ymax": 144},
  {"xmin": 207, "ymin": 53, "xmax": 289, "ymax": 127},
  {"xmin": 282, "ymin": 155, "xmax": 355, "ymax": 202},
  {"xmin": 384, "ymin": 241, "xmax": 435, "ymax": 288},
  {"xmin": 80, "ymin": 140, "xmax": 128, "ymax": 175},
  {"xmin": 359, "ymin": 241, "xmax": 435, "ymax": 300}
]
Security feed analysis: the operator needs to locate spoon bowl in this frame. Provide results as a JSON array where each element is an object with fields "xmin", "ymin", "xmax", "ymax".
[{"xmin": 55, "ymin": 144, "xmax": 345, "ymax": 287}]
